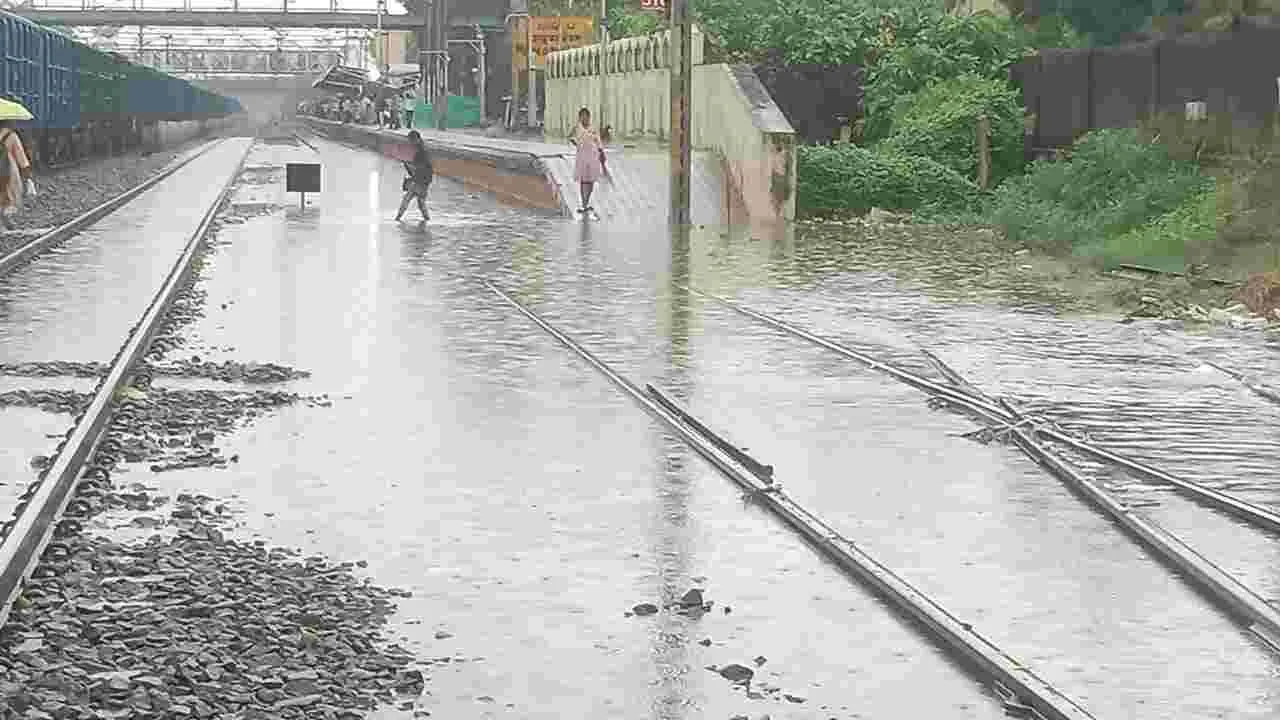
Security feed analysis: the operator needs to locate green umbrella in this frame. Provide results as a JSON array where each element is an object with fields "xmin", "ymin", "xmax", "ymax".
[{"xmin": 0, "ymin": 98, "xmax": 33, "ymax": 121}]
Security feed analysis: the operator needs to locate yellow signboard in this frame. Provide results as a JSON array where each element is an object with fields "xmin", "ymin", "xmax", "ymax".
[{"xmin": 513, "ymin": 15, "xmax": 594, "ymax": 70}]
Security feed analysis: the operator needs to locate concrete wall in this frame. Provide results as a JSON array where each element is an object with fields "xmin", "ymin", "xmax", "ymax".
[{"xmin": 545, "ymin": 28, "xmax": 797, "ymax": 228}]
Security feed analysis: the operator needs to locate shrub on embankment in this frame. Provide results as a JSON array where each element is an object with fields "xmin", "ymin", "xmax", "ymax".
[
  {"xmin": 974, "ymin": 129, "xmax": 1215, "ymax": 254},
  {"xmin": 1077, "ymin": 188, "xmax": 1220, "ymax": 271},
  {"xmin": 797, "ymin": 144, "xmax": 978, "ymax": 217},
  {"xmin": 877, "ymin": 74, "xmax": 1026, "ymax": 187}
]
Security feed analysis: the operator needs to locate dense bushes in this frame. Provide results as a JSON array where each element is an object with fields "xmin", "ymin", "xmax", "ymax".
[
  {"xmin": 977, "ymin": 129, "xmax": 1214, "ymax": 251},
  {"xmin": 797, "ymin": 144, "xmax": 978, "ymax": 216},
  {"xmin": 691, "ymin": 0, "xmax": 1077, "ymax": 140},
  {"xmin": 877, "ymin": 74, "xmax": 1025, "ymax": 186}
]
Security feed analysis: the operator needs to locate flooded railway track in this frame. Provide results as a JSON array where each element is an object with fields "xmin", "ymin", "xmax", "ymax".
[
  {"xmin": 485, "ymin": 278, "xmax": 1098, "ymax": 720},
  {"xmin": 0, "ymin": 139, "xmax": 252, "ymax": 628},
  {"xmin": 0, "ymin": 140, "xmax": 234, "ymax": 277},
  {"xmin": 683, "ymin": 285, "xmax": 1280, "ymax": 648}
]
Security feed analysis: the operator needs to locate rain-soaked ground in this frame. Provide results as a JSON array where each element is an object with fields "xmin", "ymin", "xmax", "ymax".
[
  {"xmin": 0, "ymin": 139, "xmax": 250, "ymax": 509},
  {"xmin": 4, "ymin": 135, "xmax": 1280, "ymax": 718}
]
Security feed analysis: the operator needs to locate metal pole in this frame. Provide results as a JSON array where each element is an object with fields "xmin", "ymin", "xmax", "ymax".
[
  {"xmin": 423, "ymin": 1, "xmax": 434, "ymax": 105},
  {"xmin": 436, "ymin": 0, "xmax": 449, "ymax": 128},
  {"xmin": 376, "ymin": 0, "xmax": 383, "ymax": 73},
  {"xmin": 669, "ymin": 0, "xmax": 691, "ymax": 225},
  {"xmin": 476, "ymin": 25, "xmax": 486, "ymax": 122},
  {"xmin": 509, "ymin": 15, "xmax": 519, "ymax": 128},
  {"xmin": 599, "ymin": 0, "xmax": 608, "ymax": 132},
  {"xmin": 527, "ymin": 18, "xmax": 535, "ymax": 127}
]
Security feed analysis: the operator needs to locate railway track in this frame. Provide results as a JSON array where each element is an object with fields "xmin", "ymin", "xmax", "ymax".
[
  {"xmin": 0, "ymin": 138, "xmax": 226, "ymax": 277},
  {"xmin": 483, "ymin": 270, "xmax": 1280, "ymax": 718},
  {"xmin": 484, "ymin": 278, "xmax": 1098, "ymax": 720},
  {"xmin": 678, "ymin": 286, "xmax": 1280, "ymax": 644},
  {"xmin": 0, "ymin": 137, "xmax": 252, "ymax": 629}
]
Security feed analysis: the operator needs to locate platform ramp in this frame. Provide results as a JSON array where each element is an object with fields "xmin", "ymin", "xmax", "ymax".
[{"xmin": 542, "ymin": 150, "xmax": 725, "ymax": 225}]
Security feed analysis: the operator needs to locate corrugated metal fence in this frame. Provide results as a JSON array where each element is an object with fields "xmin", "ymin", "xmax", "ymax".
[{"xmin": 1014, "ymin": 16, "xmax": 1280, "ymax": 149}]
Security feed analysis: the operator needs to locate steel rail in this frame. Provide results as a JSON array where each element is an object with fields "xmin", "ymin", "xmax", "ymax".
[
  {"xmin": 685, "ymin": 284, "xmax": 1280, "ymax": 653},
  {"xmin": 686, "ymin": 285, "xmax": 1280, "ymax": 534},
  {"xmin": 483, "ymin": 278, "xmax": 1098, "ymax": 720},
  {"xmin": 0, "ymin": 138, "xmax": 253, "ymax": 630},
  {"xmin": 0, "ymin": 138, "xmax": 225, "ymax": 277}
]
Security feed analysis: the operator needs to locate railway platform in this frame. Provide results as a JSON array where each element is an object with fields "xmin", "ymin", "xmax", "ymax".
[{"xmin": 303, "ymin": 117, "xmax": 731, "ymax": 226}]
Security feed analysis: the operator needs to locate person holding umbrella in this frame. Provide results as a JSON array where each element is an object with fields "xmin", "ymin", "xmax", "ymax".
[
  {"xmin": 0, "ymin": 99, "xmax": 37, "ymax": 230},
  {"xmin": 394, "ymin": 130, "xmax": 432, "ymax": 223}
]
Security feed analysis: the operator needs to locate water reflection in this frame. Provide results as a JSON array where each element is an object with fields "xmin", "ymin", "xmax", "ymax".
[
  {"xmin": 511, "ymin": 231, "xmax": 546, "ymax": 307},
  {"xmin": 648, "ymin": 225, "xmax": 696, "ymax": 718},
  {"xmin": 399, "ymin": 228, "xmax": 433, "ymax": 284}
]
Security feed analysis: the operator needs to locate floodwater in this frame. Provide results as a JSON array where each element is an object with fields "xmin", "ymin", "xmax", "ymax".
[
  {"xmin": 0, "ymin": 138, "xmax": 251, "ymax": 511},
  {"xmin": 5, "ymin": 135, "xmax": 1280, "ymax": 718}
]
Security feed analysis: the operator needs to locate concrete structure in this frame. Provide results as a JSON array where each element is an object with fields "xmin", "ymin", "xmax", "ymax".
[
  {"xmin": 947, "ymin": 0, "xmax": 1010, "ymax": 16},
  {"xmin": 303, "ymin": 118, "xmax": 731, "ymax": 227},
  {"xmin": 544, "ymin": 27, "xmax": 797, "ymax": 232},
  {"xmin": 15, "ymin": 9, "xmax": 428, "ymax": 30},
  {"xmin": 134, "ymin": 48, "xmax": 344, "ymax": 76}
]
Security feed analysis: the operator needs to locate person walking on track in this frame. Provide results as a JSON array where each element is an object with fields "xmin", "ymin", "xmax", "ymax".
[
  {"xmin": 0, "ymin": 121, "xmax": 35, "ymax": 231},
  {"xmin": 569, "ymin": 107, "xmax": 606, "ymax": 217},
  {"xmin": 395, "ymin": 130, "xmax": 433, "ymax": 222}
]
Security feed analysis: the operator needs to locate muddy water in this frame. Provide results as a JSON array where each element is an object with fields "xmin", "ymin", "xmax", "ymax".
[
  {"xmin": 13, "ymin": 134, "xmax": 1280, "ymax": 718},
  {"xmin": 120, "ymin": 140, "xmax": 1008, "ymax": 720}
]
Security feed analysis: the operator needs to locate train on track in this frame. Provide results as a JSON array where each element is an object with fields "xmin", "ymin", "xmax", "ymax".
[{"xmin": 0, "ymin": 10, "xmax": 242, "ymax": 166}]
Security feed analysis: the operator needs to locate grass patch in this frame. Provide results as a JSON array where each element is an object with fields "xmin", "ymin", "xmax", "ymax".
[{"xmin": 1076, "ymin": 187, "xmax": 1219, "ymax": 272}]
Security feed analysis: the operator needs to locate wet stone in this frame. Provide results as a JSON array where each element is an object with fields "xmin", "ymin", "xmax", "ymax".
[
  {"xmin": 0, "ymin": 361, "xmax": 109, "ymax": 379},
  {"xmin": 99, "ymin": 388, "xmax": 317, "ymax": 470},
  {"xmin": 718, "ymin": 664, "xmax": 755, "ymax": 685},
  {"xmin": 146, "ymin": 359, "xmax": 312, "ymax": 385},
  {"xmin": 0, "ymin": 441, "xmax": 427, "ymax": 718},
  {"xmin": 0, "ymin": 390, "xmax": 93, "ymax": 416}
]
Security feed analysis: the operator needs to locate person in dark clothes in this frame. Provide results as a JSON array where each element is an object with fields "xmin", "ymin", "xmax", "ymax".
[{"xmin": 395, "ymin": 130, "xmax": 433, "ymax": 222}]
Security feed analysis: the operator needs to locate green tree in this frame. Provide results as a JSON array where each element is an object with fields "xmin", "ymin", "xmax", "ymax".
[
  {"xmin": 1027, "ymin": 0, "xmax": 1188, "ymax": 44},
  {"xmin": 878, "ymin": 74, "xmax": 1026, "ymax": 185}
]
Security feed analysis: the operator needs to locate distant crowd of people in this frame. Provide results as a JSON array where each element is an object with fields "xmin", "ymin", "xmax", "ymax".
[{"xmin": 298, "ymin": 93, "xmax": 418, "ymax": 131}]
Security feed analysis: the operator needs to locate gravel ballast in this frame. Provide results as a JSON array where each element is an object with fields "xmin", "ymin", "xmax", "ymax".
[{"xmin": 0, "ymin": 146, "xmax": 431, "ymax": 719}]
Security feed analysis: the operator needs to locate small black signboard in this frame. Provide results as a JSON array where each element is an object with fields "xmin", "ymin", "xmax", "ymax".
[{"xmin": 286, "ymin": 163, "xmax": 321, "ymax": 208}]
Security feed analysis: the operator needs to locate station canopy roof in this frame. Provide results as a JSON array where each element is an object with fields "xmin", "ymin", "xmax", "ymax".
[{"xmin": 312, "ymin": 64, "xmax": 369, "ymax": 94}]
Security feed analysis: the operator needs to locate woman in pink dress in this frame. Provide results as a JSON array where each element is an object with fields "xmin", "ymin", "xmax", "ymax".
[{"xmin": 569, "ymin": 107, "xmax": 604, "ymax": 215}]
